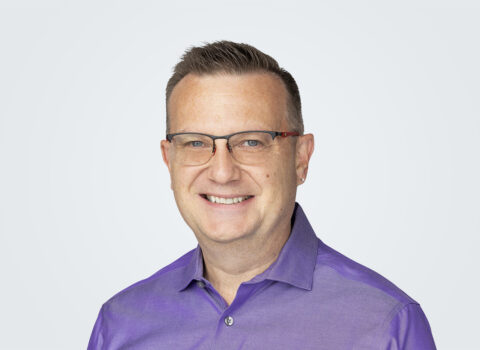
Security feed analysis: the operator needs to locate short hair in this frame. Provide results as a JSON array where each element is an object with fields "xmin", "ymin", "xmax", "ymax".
[{"xmin": 166, "ymin": 41, "xmax": 303, "ymax": 134}]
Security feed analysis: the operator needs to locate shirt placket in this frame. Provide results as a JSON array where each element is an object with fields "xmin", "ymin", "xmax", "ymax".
[{"xmin": 196, "ymin": 278, "xmax": 271, "ymax": 350}]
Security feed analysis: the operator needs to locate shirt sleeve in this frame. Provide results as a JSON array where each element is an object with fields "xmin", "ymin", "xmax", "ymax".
[
  {"xmin": 378, "ymin": 303, "xmax": 436, "ymax": 350},
  {"xmin": 87, "ymin": 306, "xmax": 105, "ymax": 350}
]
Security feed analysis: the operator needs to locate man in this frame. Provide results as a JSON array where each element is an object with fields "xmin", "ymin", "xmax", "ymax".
[{"xmin": 88, "ymin": 41, "xmax": 436, "ymax": 349}]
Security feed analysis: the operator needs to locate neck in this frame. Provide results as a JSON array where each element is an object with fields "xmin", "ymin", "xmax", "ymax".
[{"xmin": 199, "ymin": 223, "xmax": 291, "ymax": 306}]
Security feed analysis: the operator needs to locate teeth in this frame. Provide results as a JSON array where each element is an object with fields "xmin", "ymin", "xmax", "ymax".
[{"xmin": 206, "ymin": 195, "xmax": 251, "ymax": 204}]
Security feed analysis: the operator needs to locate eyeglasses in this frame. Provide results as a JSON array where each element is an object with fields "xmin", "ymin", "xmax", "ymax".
[{"xmin": 166, "ymin": 130, "xmax": 300, "ymax": 166}]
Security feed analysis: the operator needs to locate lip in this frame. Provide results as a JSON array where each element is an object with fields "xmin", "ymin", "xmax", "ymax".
[
  {"xmin": 199, "ymin": 194, "xmax": 254, "ymax": 208},
  {"xmin": 202, "ymin": 193, "xmax": 252, "ymax": 199}
]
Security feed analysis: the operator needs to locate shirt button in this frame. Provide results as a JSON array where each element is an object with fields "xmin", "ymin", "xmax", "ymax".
[
  {"xmin": 196, "ymin": 280, "xmax": 205, "ymax": 288},
  {"xmin": 224, "ymin": 316, "xmax": 234, "ymax": 326}
]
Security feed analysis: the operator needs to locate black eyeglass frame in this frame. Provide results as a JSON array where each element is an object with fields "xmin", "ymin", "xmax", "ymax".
[{"xmin": 166, "ymin": 130, "xmax": 300, "ymax": 153}]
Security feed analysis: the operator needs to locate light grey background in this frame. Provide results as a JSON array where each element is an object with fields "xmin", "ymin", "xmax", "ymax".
[{"xmin": 1, "ymin": 1, "xmax": 478, "ymax": 349}]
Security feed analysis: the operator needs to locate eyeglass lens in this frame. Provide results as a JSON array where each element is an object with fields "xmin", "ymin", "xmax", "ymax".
[{"xmin": 171, "ymin": 132, "xmax": 275, "ymax": 165}]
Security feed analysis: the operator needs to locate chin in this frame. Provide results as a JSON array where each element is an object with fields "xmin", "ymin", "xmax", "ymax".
[{"xmin": 199, "ymin": 221, "xmax": 256, "ymax": 244}]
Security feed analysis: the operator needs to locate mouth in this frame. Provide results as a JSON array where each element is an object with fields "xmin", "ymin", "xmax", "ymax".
[{"xmin": 200, "ymin": 194, "xmax": 254, "ymax": 205}]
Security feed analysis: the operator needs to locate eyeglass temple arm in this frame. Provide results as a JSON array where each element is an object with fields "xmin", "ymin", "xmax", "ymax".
[{"xmin": 277, "ymin": 131, "xmax": 300, "ymax": 138}]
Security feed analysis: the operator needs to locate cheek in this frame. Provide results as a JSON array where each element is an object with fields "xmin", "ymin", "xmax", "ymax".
[
  {"xmin": 267, "ymin": 164, "xmax": 298, "ymax": 200},
  {"xmin": 170, "ymin": 166, "xmax": 199, "ymax": 192},
  {"xmin": 257, "ymin": 155, "xmax": 296, "ymax": 187}
]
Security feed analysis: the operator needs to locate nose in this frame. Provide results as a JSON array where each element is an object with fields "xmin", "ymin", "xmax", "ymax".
[{"xmin": 207, "ymin": 140, "xmax": 241, "ymax": 184}]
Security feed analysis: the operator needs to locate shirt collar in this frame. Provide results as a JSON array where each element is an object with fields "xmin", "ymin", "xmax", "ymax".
[
  {"xmin": 176, "ymin": 244, "xmax": 204, "ymax": 291},
  {"xmin": 176, "ymin": 202, "xmax": 319, "ymax": 292}
]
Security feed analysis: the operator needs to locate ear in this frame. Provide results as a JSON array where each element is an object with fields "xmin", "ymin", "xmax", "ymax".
[
  {"xmin": 295, "ymin": 133, "xmax": 314, "ymax": 185},
  {"xmin": 161, "ymin": 140, "xmax": 175, "ymax": 190},
  {"xmin": 160, "ymin": 140, "xmax": 172, "ymax": 171}
]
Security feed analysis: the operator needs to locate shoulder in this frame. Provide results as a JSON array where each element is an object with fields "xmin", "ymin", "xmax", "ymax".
[
  {"xmin": 102, "ymin": 248, "xmax": 195, "ymax": 311},
  {"xmin": 310, "ymin": 241, "xmax": 433, "ymax": 346},
  {"xmin": 313, "ymin": 240, "xmax": 417, "ymax": 320},
  {"xmin": 88, "ymin": 249, "xmax": 198, "ymax": 348}
]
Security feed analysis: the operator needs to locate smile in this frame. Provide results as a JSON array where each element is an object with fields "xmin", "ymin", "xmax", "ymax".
[{"xmin": 202, "ymin": 194, "xmax": 253, "ymax": 204}]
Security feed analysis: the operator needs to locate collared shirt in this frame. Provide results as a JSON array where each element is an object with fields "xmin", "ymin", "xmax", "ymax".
[{"xmin": 88, "ymin": 203, "xmax": 436, "ymax": 349}]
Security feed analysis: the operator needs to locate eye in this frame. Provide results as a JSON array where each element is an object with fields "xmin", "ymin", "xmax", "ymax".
[
  {"xmin": 230, "ymin": 132, "xmax": 271, "ymax": 151},
  {"xmin": 242, "ymin": 140, "xmax": 260, "ymax": 147},
  {"xmin": 189, "ymin": 140, "xmax": 204, "ymax": 147}
]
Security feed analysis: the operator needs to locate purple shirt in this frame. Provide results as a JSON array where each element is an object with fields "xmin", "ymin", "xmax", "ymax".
[{"xmin": 88, "ymin": 203, "xmax": 436, "ymax": 349}]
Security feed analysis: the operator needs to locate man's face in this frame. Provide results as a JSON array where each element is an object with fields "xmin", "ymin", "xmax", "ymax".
[{"xmin": 161, "ymin": 73, "xmax": 312, "ymax": 246}]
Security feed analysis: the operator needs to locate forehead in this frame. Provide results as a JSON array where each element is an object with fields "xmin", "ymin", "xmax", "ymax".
[{"xmin": 168, "ymin": 72, "xmax": 290, "ymax": 133}]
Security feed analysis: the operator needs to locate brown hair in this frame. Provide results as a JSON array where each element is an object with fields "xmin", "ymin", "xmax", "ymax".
[{"xmin": 166, "ymin": 41, "xmax": 303, "ymax": 134}]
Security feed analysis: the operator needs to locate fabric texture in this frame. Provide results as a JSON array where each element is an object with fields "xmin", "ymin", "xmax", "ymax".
[{"xmin": 88, "ymin": 203, "xmax": 436, "ymax": 349}]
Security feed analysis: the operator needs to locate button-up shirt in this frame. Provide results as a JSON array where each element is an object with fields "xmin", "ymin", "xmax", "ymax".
[{"xmin": 88, "ymin": 203, "xmax": 436, "ymax": 349}]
